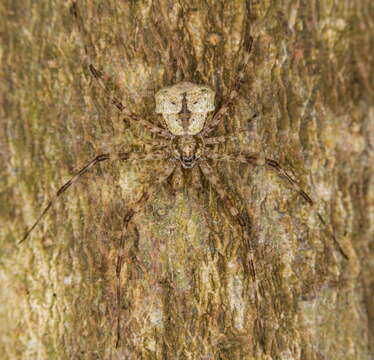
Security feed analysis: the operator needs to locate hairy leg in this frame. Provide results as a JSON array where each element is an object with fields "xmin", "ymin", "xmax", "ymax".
[
  {"xmin": 20, "ymin": 150, "xmax": 170, "ymax": 244},
  {"xmin": 71, "ymin": 2, "xmax": 172, "ymax": 139},
  {"xmin": 202, "ymin": 35, "xmax": 253, "ymax": 136},
  {"xmin": 204, "ymin": 113, "xmax": 258, "ymax": 145},
  {"xmin": 88, "ymin": 66, "xmax": 173, "ymax": 139},
  {"xmin": 115, "ymin": 163, "xmax": 175, "ymax": 348},
  {"xmin": 199, "ymin": 161, "xmax": 259, "ymax": 305},
  {"xmin": 204, "ymin": 134, "xmax": 241, "ymax": 145},
  {"xmin": 204, "ymin": 151, "xmax": 316, "ymax": 206},
  {"xmin": 204, "ymin": 151, "xmax": 348, "ymax": 259}
]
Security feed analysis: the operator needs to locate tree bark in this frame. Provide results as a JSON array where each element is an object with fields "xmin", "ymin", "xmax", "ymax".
[{"xmin": 1, "ymin": 0, "xmax": 373, "ymax": 359}]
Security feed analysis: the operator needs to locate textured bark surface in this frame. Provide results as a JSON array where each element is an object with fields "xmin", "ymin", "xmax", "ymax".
[{"xmin": 1, "ymin": 0, "xmax": 373, "ymax": 359}]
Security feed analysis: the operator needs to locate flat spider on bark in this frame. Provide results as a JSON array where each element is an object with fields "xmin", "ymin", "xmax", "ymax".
[
  {"xmin": 21, "ymin": 36, "xmax": 317, "ymax": 243},
  {"xmin": 20, "ymin": 28, "xmax": 343, "ymax": 347},
  {"xmin": 21, "ymin": 35, "xmax": 318, "ymax": 243}
]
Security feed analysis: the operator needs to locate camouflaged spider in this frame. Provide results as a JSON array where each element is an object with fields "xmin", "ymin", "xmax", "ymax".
[
  {"xmin": 21, "ymin": 38, "xmax": 317, "ymax": 245},
  {"xmin": 20, "ymin": 31, "xmax": 342, "ymax": 347}
]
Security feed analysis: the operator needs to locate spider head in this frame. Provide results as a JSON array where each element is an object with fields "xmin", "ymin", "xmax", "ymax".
[
  {"xmin": 171, "ymin": 136, "xmax": 204, "ymax": 169},
  {"xmin": 155, "ymin": 82, "xmax": 215, "ymax": 136}
]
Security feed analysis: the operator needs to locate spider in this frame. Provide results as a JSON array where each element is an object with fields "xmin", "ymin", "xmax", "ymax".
[
  {"xmin": 20, "ymin": 7, "xmax": 346, "ymax": 347},
  {"xmin": 21, "ymin": 35, "xmax": 319, "ymax": 243}
]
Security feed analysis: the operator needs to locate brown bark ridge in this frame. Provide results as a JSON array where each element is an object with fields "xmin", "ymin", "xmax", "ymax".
[{"xmin": 0, "ymin": 0, "xmax": 373, "ymax": 359}]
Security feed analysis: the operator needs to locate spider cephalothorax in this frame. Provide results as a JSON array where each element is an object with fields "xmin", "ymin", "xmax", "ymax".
[{"xmin": 170, "ymin": 135, "xmax": 205, "ymax": 168}]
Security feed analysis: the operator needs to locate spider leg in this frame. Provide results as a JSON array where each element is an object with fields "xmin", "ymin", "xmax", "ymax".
[
  {"xmin": 198, "ymin": 161, "xmax": 259, "ymax": 305},
  {"xmin": 131, "ymin": 131, "xmax": 170, "ymax": 148},
  {"xmin": 204, "ymin": 151, "xmax": 316, "ymax": 206},
  {"xmin": 204, "ymin": 134, "xmax": 241, "ymax": 145},
  {"xmin": 88, "ymin": 65, "xmax": 173, "ymax": 139},
  {"xmin": 204, "ymin": 113, "xmax": 258, "ymax": 146},
  {"xmin": 20, "ymin": 150, "xmax": 170, "ymax": 244},
  {"xmin": 71, "ymin": 2, "xmax": 172, "ymax": 139},
  {"xmin": 264, "ymin": 158, "xmax": 347, "ymax": 259},
  {"xmin": 204, "ymin": 151, "xmax": 348, "ymax": 259},
  {"xmin": 115, "ymin": 163, "xmax": 175, "ymax": 348},
  {"xmin": 202, "ymin": 35, "xmax": 253, "ymax": 136}
]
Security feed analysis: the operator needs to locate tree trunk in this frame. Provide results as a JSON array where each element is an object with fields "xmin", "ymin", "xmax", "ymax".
[{"xmin": 1, "ymin": 0, "xmax": 373, "ymax": 359}]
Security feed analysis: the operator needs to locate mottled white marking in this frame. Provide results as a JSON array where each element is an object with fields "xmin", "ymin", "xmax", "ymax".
[{"xmin": 155, "ymin": 82, "xmax": 215, "ymax": 135}]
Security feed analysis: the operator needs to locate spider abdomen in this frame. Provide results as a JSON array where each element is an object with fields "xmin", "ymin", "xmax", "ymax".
[{"xmin": 155, "ymin": 82, "xmax": 215, "ymax": 136}]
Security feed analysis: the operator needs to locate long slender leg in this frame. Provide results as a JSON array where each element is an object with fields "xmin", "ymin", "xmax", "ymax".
[
  {"xmin": 199, "ymin": 161, "xmax": 259, "ymax": 306},
  {"xmin": 88, "ymin": 66, "xmax": 173, "ymax": 139},
  {"xmin": 20, "ymin": 150, "xmax": 170, "ymax": 244},
  {"xmin": 71, "ymin": 2, "xmax": 172, "ymax": 139},
  {"xmin": 204, "ymin": 152, "xmax": 348, "ymax": 259},
  {"xmin": 204, "ymin": 134, "xmax": 241, "ymax": 146},
  {"xmin": 204, "ymin": 113, "xmax": 258, "ymax": 145},
  {"xmin": 115, "ymin": 163, "xmax": 175, "ymax": 348},
  {"xmin": 202, "ymin": 35, "xmax": 253, "ymax": 136},
  {"xmin": 264, "ymin": 158, "xmax": 347, "ymax": 259},
  {"xmin": 204, "ymin": 151, "xmax": 316, "ymax": 206},
  {"xmin": 204, "ymin": 129, "xmax": 257, "ymax": 146},
  {"xmin": 115, "ymin": 210, "xmax": 134, "ymax": 349},
  {"xmin": 131, "ymin": 133, "xmax": 170, "ymax": 149}
]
